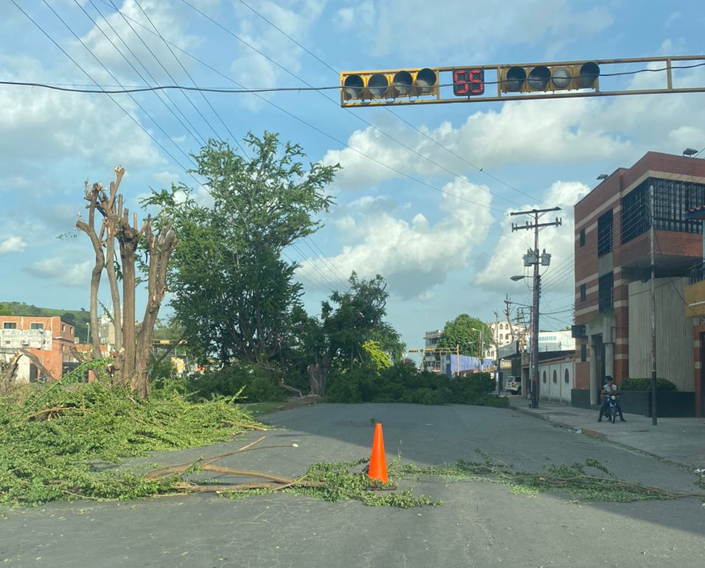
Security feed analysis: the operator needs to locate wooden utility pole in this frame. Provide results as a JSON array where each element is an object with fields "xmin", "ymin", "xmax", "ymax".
[{"xmin": 511, "ymin": 208, "xmax": 562, "ymax": 409}]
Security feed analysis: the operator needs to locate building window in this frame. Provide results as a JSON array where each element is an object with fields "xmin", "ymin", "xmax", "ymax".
[
  {"xmin": 579, "ymin": 228, "xmax": 585, "ymax": 247},
  {"xmin": 542, "ymin": 371, "xmax": 547, "ymax": 383},
  {"xmin": 30, "ymin": 323, "xmax": 45, "ymax": 330},
  {"xmin": 597, "ymin": 210, "xmax": 613, "ymax": 257},
  {"xmin": 580, "ymin": 284, "xmax": 586, "ymax": 302},
  {"xmin": 553, "ymin": 370, "xmax": 557, "ymax": 383},
  {"xmin": 581, "ymin": 344, "xmax": 587, "ymax": 362},
  {"xmin": 564, "ymin": 369, "xmax": 570, "ymax": 384},
  {"xmin": 598, "ymin": 272, "xmax": 614, "ymax": 313},
  {"xmin": 499, "ymin": 334, "xmax": 503, "ymax": 340},
  {"xmin": 3, "ymin": 322, "xmax": 17, "ymax": 329},
  {"xmin": 622, "ymin": 178, "xmax": 705, "ymax": 244}
]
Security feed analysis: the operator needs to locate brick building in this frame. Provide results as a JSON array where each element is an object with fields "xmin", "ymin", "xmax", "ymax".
[
  {"xmin": 0, "ymin": 315, "xmax": 77, "ymax": 381},
  {"xmin": 573, "ymin": 151, "xmax": 705, "ymax": 416}
]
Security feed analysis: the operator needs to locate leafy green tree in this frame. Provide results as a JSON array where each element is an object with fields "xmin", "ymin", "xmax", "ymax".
[
  {"xmin": 437, "ymin": 314, "xmax": 491, "ymax": 357},
  {"xmin": 145, "ymin": 132, "xmax": 338, "ymax": 366},
  {"xmin": 362, "ymin": 340, "xmax": 392, "ymax": 370},
  {"xmin": 294, "ymin": 273, "xmax": 391, "ymax": 396},
  {"xmin": 0, "ymin": 302, "xmax": 12, "ymax": 316}
]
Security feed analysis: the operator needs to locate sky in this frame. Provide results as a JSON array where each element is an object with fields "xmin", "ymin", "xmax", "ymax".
[{"xmin": 1, "ymin": 0, "xmax": 705, "ymax": 353}]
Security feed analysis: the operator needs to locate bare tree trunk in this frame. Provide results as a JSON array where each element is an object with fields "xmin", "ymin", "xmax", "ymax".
[
  {"xmin": 20, "ymin": 348, "xmax": 56, "ymax": 381},
  {"xmin": 307, "ymin": 352, "xmax": 334, "ymax": 396},
  {"xmin": 76, "ymin": 181, "xmax": 107, "ymax": 360},
  {"xmin": 78, "ymin": 166, "xmax": 176, "ymax": 398},
  {"xmin": 118, "ymin": 208, "xmax": 140, "ymax": 383},
  {"xmin": 133, "ymin": 218, "xmax": 177, "ymax": 398},
  {"xmin": 104, "ymin": 170, "xmax": 124, "ymax": 355}
]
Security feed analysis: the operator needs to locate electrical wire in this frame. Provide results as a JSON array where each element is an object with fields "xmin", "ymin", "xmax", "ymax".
[
  {"xmin": 11, "ymin": 0, "xmax": 196, "ymax": 177},
  {"xmin": 3, "ymin": 60, "xmax": 704, "ymax": 95}
]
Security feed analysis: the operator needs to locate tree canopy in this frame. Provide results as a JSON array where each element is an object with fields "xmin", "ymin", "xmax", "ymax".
[
  {"xmin": 292, "ymin": 273, "xmax": 401, "ymax": 395},
  {"xmin": 437, "ymin": 314, "xmax": 491, "ymax": 357},
  {"xmin": 145, "ymin": 132, "xmax": 338, "ymax": 366}
]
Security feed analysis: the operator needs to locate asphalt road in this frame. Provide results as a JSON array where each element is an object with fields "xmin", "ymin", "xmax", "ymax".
[{"xmin": 2, "ymin": 403, "xmax": 705, "ymax": 568}]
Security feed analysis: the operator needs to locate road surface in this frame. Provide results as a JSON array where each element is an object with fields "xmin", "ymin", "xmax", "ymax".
[{"xmin": 2, "ymin": 403, "xmax": 704, "ymax": 567}]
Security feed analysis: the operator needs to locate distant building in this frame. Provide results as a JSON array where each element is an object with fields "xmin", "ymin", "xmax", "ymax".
[
  {"xmin": 0, "ymin": 315, "xmax": 77, "ymax": 381},
  {"xmin": 485, "ymin": 321, "xmax": 527, "ymax": 360},
  {"xmin": 422, "ymin": 330, "xmax": 443, "ymax": 372}
]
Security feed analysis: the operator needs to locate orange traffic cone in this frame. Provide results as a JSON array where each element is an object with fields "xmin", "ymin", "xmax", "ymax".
[{"xmin": 368, "ymin": 422, "xmax": 388, "ymax": 482}]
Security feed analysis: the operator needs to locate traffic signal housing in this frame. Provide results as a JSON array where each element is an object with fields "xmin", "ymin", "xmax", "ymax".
[
  {"xmin": 499, "ymin": 62, "xmax": 600, "ymax": 93},
  {"xmin": 340, "ymin": 68, "xmax": 439, "ymax": 103}
]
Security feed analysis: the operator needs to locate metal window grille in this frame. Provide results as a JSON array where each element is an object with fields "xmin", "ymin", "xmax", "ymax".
[
  {"xmin": 622, "ymin": 178, "xmax": 705, "ymax": 244},
  {"xmin": 597, "ymin": 210, "xmax": 613, "ymax": 257},
  {"xmin": 598, "ymin": 272, "xmax": 614, "ymax": 313}
]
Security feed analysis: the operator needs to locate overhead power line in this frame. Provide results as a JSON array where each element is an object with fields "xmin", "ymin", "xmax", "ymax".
[{"xmin": 4, "ymin": 62, "xmax": 705, "ymax": 95}]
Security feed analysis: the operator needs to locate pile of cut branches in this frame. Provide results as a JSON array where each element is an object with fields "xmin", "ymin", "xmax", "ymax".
[
  {"xmin": 392, "ymin": 455, "xmax": 705, "ymax": 503},
  {"xmin": 0, "ymin": 366, "xmax": 264, "ymax": 505}
]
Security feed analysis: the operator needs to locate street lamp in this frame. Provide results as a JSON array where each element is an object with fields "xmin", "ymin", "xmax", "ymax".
[
  {"xmin": 683, "ymin": 147, "xmax": 698, "ymax": 157},
  {"xmin": 510, "ymin": 273, "xmax": 541, "ymax": 408}
]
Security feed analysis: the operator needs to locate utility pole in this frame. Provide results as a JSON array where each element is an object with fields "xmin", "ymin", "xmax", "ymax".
[
  {"xmin": 511, "ymin": 207, "xmax": 562, "ymax": 409},
  {"xmin": 494, "ymin": 310, "xmax": 501, "ymax": 395},
  {"xmin": 649, "ymin": 184, "xmax": 658, "ymax": 426}
]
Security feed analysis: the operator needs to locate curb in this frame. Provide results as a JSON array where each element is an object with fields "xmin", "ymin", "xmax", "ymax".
[{"xmin": 510, "ymin": 404, "xmax": 699, "ymax": 471}]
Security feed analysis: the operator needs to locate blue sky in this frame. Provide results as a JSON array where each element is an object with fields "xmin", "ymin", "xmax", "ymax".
[{"xmin": 1, "ymin": 0, "xmax": 704, "ymax": 351}]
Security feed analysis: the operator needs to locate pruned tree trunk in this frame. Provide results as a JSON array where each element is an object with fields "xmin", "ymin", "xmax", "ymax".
[
  {"xmin": 117, "ymin": 206, "xmax": 140, "ymax": 382},
  {"xmin": 76, "ymin": 180, "xmax": 107, "ymax": 360},
  {"xmin": 133, "ymin": 217, "xmax": 177, "ymax": 398},
  {"xmin": 307, "ymin": 352, "xmax": 333, "ymax": 396},
  {"xmin": 78, "ymin": 166, "xmax": 177, "ymax": 398}
]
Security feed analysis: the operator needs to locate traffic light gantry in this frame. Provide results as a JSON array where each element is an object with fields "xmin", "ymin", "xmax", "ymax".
[{"xmin": 339, "ymin": 55, "xmax": 705, "ymax": 107}]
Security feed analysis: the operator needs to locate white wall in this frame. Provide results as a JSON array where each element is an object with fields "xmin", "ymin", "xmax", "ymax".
[{"xmin": 539, "ymin": 360, "xmax": 574, "ymax": 403}]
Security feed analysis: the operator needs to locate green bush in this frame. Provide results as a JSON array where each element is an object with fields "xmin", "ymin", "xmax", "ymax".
[
  {"xmin": 620, "ymin": 378, "xmax": 677, "ymax": 392},
  {"xmin": 324, "ymin": 365, "xmax": 507, "ymax": 407},
  {"xmin": 449, "ymin": 373, "xmax": 494, "ymax": 403},
  {"xmin": 188, "ymin": 363, "xmax": 287, "ymax": 402}
]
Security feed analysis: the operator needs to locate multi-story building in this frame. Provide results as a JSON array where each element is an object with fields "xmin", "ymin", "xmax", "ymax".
[
  {"xmin": 573, "ymin": 151, "xmax": 705, "ymax": 416},
  {"xmin": 0, "ymin": 315, "xmax": 77, "ymax": 381},
  {"xmin": 422, "ymin": 330, "xmax": 443, "ymax": 372},
  {"xmin": 485, "ymin": 321, "xmax": 527, "ymax": 360}
]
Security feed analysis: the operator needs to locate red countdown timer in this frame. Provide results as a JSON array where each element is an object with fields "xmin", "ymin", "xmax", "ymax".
[{"xmin": 452, "ymin": 68, "xmax": 485, "ymax": 96}]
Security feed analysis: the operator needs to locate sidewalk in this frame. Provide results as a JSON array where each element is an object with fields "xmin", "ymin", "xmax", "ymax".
[{"xmin": 509, "ymin": 397, "xmax": 705, "ymax": 471}]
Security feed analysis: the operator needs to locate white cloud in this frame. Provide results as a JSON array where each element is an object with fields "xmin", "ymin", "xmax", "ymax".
[
  {"xmin": 370, "ymin": 0, "xmax": 613, "ymax": 59},
  {"xmin": 321, "ymin": 99, "xmax": 633, "ymax": 191},
  {"xmin": 76, "ymin": 0, "xmax": 202, "ymax": 85},
  {"xmin": 299, "ymin": 177, "xmax": 495, "ymax": 299},
  {"xmin": 26, "ymin": 258, "xmax": 93, "ymax": 288},
  {"xmin": 152, "ymin": 171, "xmax": 181, "ymax": 185},
  {"xmin": 474, "ymin": 180, "xmax": 590, "ymax": 293},
  {"xmin": 228, "ymin": 0, "xmax": 327, "ymax": 110},
  {"xmin": 334, "ymin": 1, "xmax": 376, "ymax": 30},
  {"xmin": 0, "ymin": 58, "xmax": 164, "ymax": 171},
  {"xmin": 665, "ymin": 11, "xmax": 682, "ymax": 26},
  {"xmin": 0, "ymin": 237, "xmax": 27, "ymax": 256}
]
